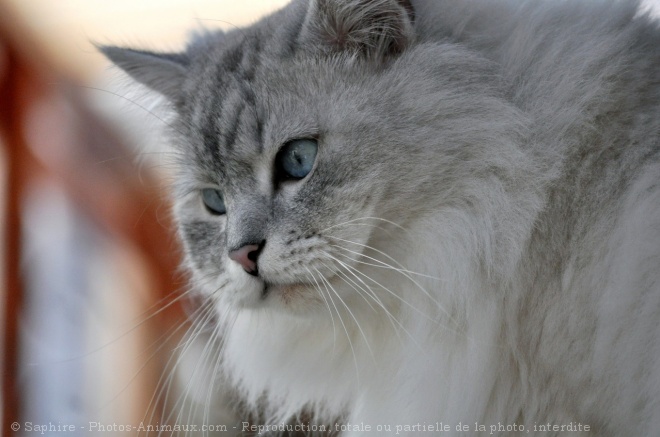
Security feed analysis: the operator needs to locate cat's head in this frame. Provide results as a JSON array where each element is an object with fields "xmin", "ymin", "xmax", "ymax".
[{"xmin": 102, "ymin": 0, "xmax": 515, "ymax": 315}]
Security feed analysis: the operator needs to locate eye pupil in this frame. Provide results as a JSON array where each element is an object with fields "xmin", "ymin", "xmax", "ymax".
[
  {"xmin": 277, "ymin": 139, "xmax": 318, "ymax": 180},
  {"xmin": 201, "ymin": 188, "xmax": 226, "ymax": 215}
]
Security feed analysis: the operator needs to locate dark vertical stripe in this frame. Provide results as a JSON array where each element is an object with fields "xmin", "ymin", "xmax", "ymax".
[
  {"xmin": 223, "ymin": 101, "xmax": 245, "ymax": 151},
  {"xmin": 255, "ymin": 117, "xmax": 265, "ymax": 154},
  {"xmin": 240, "ymin": 81, "xmax": 256, "ymax": 106},
  {"xmin": 201, "ymin": 120, "xmax": 221, "ymax": 164},
  {"xmin": 225, "ymin": 40, "xmax": 245, "ymax": 73}
]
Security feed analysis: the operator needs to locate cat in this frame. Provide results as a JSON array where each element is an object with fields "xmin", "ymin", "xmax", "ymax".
[{"xmin": 101, "ymin": 0, "xmax": 660, "ymax": 435}]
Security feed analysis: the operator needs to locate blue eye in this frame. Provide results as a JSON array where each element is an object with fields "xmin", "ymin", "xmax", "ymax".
[
  {"xmin": 277, "ymin": 139, "xmax": 318, "ymax": 180},
  {"xmin": 201, "ymin": 188, "xmax": 226, "ymax": 215}
]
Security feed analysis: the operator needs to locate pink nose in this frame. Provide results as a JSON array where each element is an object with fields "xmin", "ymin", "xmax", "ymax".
[{"xmin": 228, "ymin": 244, "xmax": 262, "ymax": 276}]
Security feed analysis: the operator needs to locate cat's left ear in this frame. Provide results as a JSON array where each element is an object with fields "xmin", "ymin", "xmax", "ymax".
[
  {"xmin": 300, "ymin": 0, "xmax": 415, "ymax": 61},
  {"xmin": 99, "ymin": 46, "xmax": 188, "ymax": 102}
]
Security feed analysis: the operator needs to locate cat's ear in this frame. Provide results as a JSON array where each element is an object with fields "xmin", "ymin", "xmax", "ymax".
[
  {"xmin": 300, "ymin": 0, "xmax": 415, "ymax": 61},
  {"xmin": 99, "ymin": 46, "xmax": 188, "ymax": 102}
]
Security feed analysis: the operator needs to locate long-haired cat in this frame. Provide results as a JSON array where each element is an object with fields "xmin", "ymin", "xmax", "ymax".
[{"xmin": 101, "ymin": 0, "xmax": 660, "ymax": 435}]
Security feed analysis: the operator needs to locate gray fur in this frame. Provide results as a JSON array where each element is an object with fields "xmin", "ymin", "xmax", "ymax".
[{"xmin": 102, "ymin": 0, "xmax": 660, "ymax": 435}]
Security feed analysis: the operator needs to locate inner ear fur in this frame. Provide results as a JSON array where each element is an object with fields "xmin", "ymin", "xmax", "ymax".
[{"xmin": 300, "ymin": 0, "xmax": 416, "ymax": 61}]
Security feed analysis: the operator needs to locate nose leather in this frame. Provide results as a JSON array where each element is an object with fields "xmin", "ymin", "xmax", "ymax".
[{"xmin": 228, "ymin": 243, "xmax": 262, "ymax": 276}]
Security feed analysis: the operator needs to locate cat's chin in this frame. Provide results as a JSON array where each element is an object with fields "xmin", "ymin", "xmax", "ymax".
[
  {"xmin": 220, "ymin": 275, "xmax": 328, "ymax": 316},
  {"xmin": 214, "ymin": 260, "xmax": 333, "ymax": 313},
  {"xmin": 257, "ymin": 281, "xmax": 331, "ymax": 316}
]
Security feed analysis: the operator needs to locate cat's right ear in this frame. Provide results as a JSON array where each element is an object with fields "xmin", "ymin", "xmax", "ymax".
[
  {"xmin": 299, "ymin": 0, "xmax": 415, "ymax": 62},
  {"xmin": 99, "ymin": 46, "xmax": 188, "ymax": 102}
]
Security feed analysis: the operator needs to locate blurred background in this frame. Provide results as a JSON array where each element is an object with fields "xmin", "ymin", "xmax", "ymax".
[
  {"xmin": 0, "ymin": 1, "xmax": 287, "ymax": 435},
  {"xmin": 6, "ymin": 0, "xmax": 290, "ymax": 79},
  {"xmin": 1, "ymin": 0, "xmax": 659, "ymax": 435}
]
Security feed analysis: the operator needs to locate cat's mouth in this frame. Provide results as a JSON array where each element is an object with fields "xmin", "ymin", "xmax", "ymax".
[
  {"xmin": 261, "ymin": 282, "xmax": 308, "ymax": 300},
  {"xmin": 249, "ymin": 271, "xmax": 341, "ymax": 309}
]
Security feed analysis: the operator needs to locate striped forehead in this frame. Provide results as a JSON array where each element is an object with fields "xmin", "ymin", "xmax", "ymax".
[
  {"xmin": 184, "ymin": 15, "xmax": 312, "ymax": 184},
  {"xmin": 191, "ymin": 37, "xmax": 270, "ymax": 180},
  {"xmin": 208, "ymin": 77, "xmax": 265, "ymax": 155}
]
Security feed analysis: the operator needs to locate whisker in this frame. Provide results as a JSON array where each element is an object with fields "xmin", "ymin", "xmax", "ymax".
[
  {"xmin": 327, "ymin": 248, "xmax": 460, "ymax": 334},
  {"xmin": 41, "ymin": 274, "xmax": 218, "ymax": 367},
  {"xmin": 322, "ymin": 251, "xmax": 424, "ymax": 350},
  {"xmin": 317, "ymin": 261, "xmax": 375, "ymax": 363},
  {"xmin": 329, "ymin": 243, "xmax": 446, "ymax": 281},
  {"xmin": 186, "ymin": 316, "xmax": 223, "ymax": 437},
  {"xmin": 148, "ymin": 276, "xmax": 229, "ymax": 435},
  {"xmin": 329, "ymin": 265, "xmax": 379, "ymax": 313},
  {"xmin": 93, "ymin": 151, "xmax": 185, "ymax": 167},
  {"xmin": 72, "ymin": 84, "xmax": 186, "ymax": 136},
  {"xmin": 320, "ymin": 221, "xmax": 395, "ymax": 237},
  {"xmin": 201, "ymin": 320, "xmax": 227, "ymax": 437},
  {"xmin": 141, "ymin": 298, "xmax": 216, "ymax": 436},
  {"xmin": 313, "ymin": 267, "xmax": 361, "ymax": 386},
  {"xmin": 100, "ymin": 308, "xmax": 192, "ymax": 421},
  {"xmin": 304, "ymin": 266, "xmax": 338, "ymax": 348},
  {"xmin": 321, "ymin": 251, "xmax": 408, "ymax": 340},
  {"xmin": 161, "ymin": 301, "xmax": 220, "ymax": 433},
  {"xmin": 327, "ymin": 236, "xmax": 460, "ymax": 326},
  {"xmin": 318, "ymin": 216, "xmax": 409, "ymax": 235}
]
